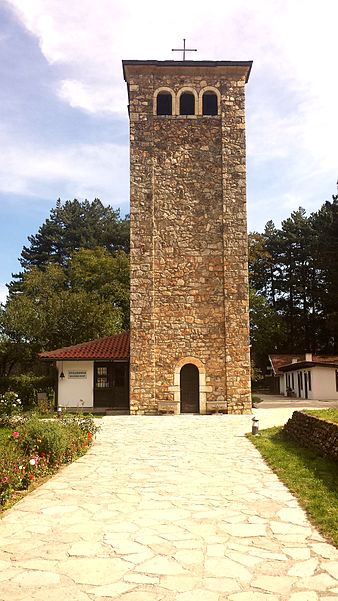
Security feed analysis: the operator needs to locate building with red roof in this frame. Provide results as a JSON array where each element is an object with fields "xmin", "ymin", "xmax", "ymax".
[
  {"xmin": 269, "ymin": 353, "xmax": 338, "ymax": 400},
  {"xmin": 40, "ymin": 332, "xmax": 130, "ymax": 411}
]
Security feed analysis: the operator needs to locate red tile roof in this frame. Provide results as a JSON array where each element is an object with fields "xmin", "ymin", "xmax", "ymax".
[
  {"xmin": 39, "ymin": 332, "xmax": 130, "ymax": 360},
  {"xmin": 269, "ymin": 354, "xmax": 304, "ymax": 374},
  {"xmin": 269, "ymin": 353, "xmax": 338, "ymax": 374},
  {"xmin": 312, "ymin": 355, "xmax": 338, "ymax": 364}
]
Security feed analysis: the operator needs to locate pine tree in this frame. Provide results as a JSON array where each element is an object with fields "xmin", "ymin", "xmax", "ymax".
[{"xmin": 19, "ymin": 198, "xmax": 130, "ymax": 270}]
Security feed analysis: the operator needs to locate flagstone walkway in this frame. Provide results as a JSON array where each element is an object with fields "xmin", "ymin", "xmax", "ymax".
[{"xmin": 0, "ymin": 411, "xmax": 338, "ymax": 601}]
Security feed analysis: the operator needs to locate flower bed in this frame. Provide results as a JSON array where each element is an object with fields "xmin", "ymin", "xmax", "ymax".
[{"xmin": 0, "ymin": 413, "xmax": 99, "ymax": 507}]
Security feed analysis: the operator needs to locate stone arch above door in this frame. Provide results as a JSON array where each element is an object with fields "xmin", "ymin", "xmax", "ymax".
[
  {"xmin": 168, "ymin": 357, "xmax": 212, "ymax": 414},
  {"xmin": 180, "ymin": 363, "xmax": 199, "ymax": 413}
]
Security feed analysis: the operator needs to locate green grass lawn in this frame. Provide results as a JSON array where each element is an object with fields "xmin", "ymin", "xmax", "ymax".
[
  {"xmin": 304, "ymin": 408, "xmax": 338, "ymax": 424},
  {"xmin": 0, "ymin": 427, "xmax": 11, "ymax": 443},
  {"xmin": 248, "ymin": 427, "xmax": 338, "ymax": 547}
]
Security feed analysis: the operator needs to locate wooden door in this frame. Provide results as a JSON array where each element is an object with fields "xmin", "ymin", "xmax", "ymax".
[
  {"xmin": 94, "ymin": 362, "xmax": 129, "ymax": 409},
  {"xmin": 180, "ymin": 364, "xmax": 199, "ymax": 413},
  {"xmin": 94, "ymin": 363, "xmax": 112, "ymax": 407},
  {"xmin": 112, "ymin": 363, "xmax": 129, "ymax": 408}
]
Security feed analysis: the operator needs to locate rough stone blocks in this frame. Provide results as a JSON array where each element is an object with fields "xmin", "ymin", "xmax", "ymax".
[{"xmin": 123, "ymin": 61, "xmax": 252, "ymax": 414}]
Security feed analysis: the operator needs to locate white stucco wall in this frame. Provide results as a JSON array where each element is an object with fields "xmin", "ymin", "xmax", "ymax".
[
  {"xmin": 311, "ymin": 366, "xmax": 338, "ymax": 400},
  {"xmin": 56, "ymin": 361, "xmax": 94, "ymax": 408},
  {"xmin": 283, "ymin": 366, "xmax": 338, "ymax": 400},
  {"xmin": 279, "ymin": 376, "xmax": 285, "ymax": 395}
]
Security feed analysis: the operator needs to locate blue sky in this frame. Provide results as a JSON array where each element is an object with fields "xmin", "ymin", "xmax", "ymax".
[{"xmin": 1, "ymin": 0, "xmax": 337, "ymax": 302}]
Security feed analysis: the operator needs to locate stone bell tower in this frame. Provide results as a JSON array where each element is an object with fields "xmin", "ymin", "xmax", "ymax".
[{"xmin": 123, "ymin": 58, "xmax": 252, "ymax": 414}]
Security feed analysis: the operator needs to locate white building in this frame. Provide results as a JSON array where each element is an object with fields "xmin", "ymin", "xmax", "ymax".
[
  {"xmin": 40, "ymin": 332, "xmax": 130, "ymax": 411},
  {"xmin": 269, "ymin": 353, "xmax": 338, "ymax": 401}
]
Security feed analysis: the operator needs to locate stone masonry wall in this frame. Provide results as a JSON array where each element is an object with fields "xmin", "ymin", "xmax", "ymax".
[
  {"xmin": 127, "ymin": 65, "xmax": 251, "ymax": 414},
  {"xmin": 283, "ymin": 411, "xmax": 338, "ymax": 461}
]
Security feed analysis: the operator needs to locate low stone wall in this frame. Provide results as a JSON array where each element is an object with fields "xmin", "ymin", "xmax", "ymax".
[{"xmin": 283, "ymin": 411, "xmax": 338, "ymax": 461}]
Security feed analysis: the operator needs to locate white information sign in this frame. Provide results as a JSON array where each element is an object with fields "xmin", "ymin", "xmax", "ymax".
[{"xmin": 68, "ymin": 370, "xmax": 87, "ymax": 379}]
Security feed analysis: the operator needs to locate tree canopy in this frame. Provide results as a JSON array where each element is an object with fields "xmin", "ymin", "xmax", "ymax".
[
  {"xmin": 0, "ymin": 199, "xmax": 130, "ymax": 375},
  {"xmin": 249, "ymin": 194, "xmax": 338, "ymax": 366},
  {"xmin": 18, "ymin": 198, "xmax": 130, "ymax": 272},
  {"xmin": 1, "ymin": 248, "xmax": 129, "ymax": 366},
  {"xmin": 1, "ymin": 193, "xmax": 337, "ymax": 377}
]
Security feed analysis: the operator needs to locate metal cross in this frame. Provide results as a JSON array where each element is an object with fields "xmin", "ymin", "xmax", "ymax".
[{"xmin": 172, "ymin": 38, "xmax": 197, "ymax": 61}]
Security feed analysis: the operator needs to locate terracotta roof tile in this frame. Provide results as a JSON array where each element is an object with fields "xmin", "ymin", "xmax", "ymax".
[
  {"xmin": 269, "ymin": 353, "xmax": 338, "ymax": 374},
  {"xmin": 269, "ymin": 354, "xmax": 304, "ymax": 374},
  {"xmin": 312, "ymin": 354, "xmax": 338, "ymax": 364},
  {"xmin": 39, "ymin": 332, "xmax": 130, "ymax": 360}
]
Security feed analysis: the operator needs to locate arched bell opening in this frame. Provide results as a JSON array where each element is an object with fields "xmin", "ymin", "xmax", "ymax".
[
  {"xmin": 156, "ymin": 92, "xmax": 173, "ymax": 115},
  {"xmin": 202, "ymin": 91, "xmax": 218, "ymax": 115},
  {"xmin": 179, "ymin": 92, "xmax": 195, "ymax": 116}
]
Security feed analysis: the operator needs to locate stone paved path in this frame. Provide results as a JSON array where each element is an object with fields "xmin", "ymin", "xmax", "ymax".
[{"xmin": 1, "ymin": 411, "xmax": 338, "ymax": 601}]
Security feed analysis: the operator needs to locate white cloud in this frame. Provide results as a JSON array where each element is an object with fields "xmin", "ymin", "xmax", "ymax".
[
  {"xmin": 0, "ymin": 126, "xmax": 129, "ymax": 206},
  {"xmin": 0, "ymin": 284, "xmax": 8, "ymax": 305},
  {"xmin": 57, "ymin": 79, "xmax": 126, "ymax": 115},
  {"xmin": 8, "ymin": 0, "xmax": 338, "ymax": 146},
  {"xmin": 4, "ymin": 0, "xmax": 338, "ymax": 230}
]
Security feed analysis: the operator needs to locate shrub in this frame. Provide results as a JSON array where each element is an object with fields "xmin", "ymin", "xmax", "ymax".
[
  {"xmin": 0, "ymin": 442, "xmax": 26, "ymax": 504},
  {"xmin": 35, "ymin": 392, "xmax": 54, "ymax": 415},
  {"xmin": 18, "ymin": 417, "xmax": 92, "ymax": 466},
  {"xmin": 18, "ymin": 418, "xmax": 69, "ymax": 465},
  {"xmin": 252, "ymin": 395, "xmax": 263, "ymax": 406},
  {"xmin": 0, "ymin": 375, "xmax": 55, "ymax": 410},
  {"xmin": 0, "ymin": 392, "xmax": 22, "ymax": 420},
  {"xmin": 0, "ymin": 415, "xmax": 97, "ymax": 506},
  {"xmin": 60, "ymin": 414, "xmax": 100, "ymax": 438},
  {"xmin": 2, "ymin": 414, "xmax": 28, "ymax": 428},
  {"xmin": 0, "ymin": 433, "xmax": 51, "ymax": 505}
]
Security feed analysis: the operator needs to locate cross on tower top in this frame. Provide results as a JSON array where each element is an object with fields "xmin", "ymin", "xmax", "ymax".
[{"xmin": 172, "ymin": 38, "xmax": 197, "ymax": 61}]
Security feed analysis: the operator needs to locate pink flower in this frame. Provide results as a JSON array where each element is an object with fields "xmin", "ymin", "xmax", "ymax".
[{"xmin": 12, "ymin": 431, "xmax": 20, "ymax": 439}]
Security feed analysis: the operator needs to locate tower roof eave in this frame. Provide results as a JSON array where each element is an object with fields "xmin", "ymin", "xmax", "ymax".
[{"xmin": 122, "ymin": 60, "xmax": 253, "ymax": 83}]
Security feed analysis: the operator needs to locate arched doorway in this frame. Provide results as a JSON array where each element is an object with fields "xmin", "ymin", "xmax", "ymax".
[{"xmin": 180, "ymin": 364, "xmax": 199, "ymax": 413}]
